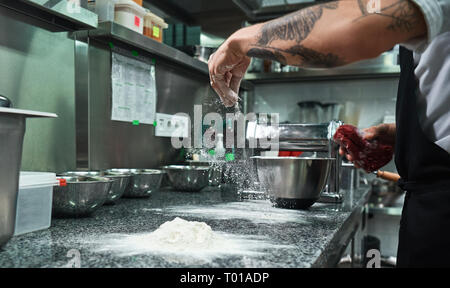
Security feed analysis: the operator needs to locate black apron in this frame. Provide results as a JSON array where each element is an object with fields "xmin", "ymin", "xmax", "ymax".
[{"xmin": 395, "ymin": 46, "xmax": 450, "ymax": 267}]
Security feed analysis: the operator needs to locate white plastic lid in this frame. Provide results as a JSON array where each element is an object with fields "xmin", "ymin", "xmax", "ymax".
[
  {"xmin": 115, "ymin": 0, "xmax": 146, "ymax": 17},
  {"xmin": 145, "ymin": 12, "xmax": 168, "ymax": 28},
  {"xmin": 19, "ymin": 172, "xmax": 58, "ymax": 188}
]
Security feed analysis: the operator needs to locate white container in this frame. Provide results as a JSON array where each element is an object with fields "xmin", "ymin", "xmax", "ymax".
[
  {"xmin": 95, "ymin": 0, "xmax": 117, "ymax": 23},
  {"xmin": 114, "ymin": 0, "xmax": 146, "ymax": 34},
  {"xmin": 14, "ymin": 172, "xmax": 57, "ymax": 236}
]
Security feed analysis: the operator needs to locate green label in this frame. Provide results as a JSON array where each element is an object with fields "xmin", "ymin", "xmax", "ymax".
[
  {"xmin": 225, "ymin": 153, "xmax": 235, "ymax": 161},
  {"xmin": 132, "ymin": 120, "xmax": 140, "ymax": 126}
]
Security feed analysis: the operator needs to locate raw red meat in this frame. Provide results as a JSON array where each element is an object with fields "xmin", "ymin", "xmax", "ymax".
[{"xmin": 333, "ymin": 124, "xmax": 394, "ymax": 172}]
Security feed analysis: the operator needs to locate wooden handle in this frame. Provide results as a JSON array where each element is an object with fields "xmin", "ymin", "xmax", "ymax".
[{"xmin": 376, "ymin": 170, "xmax": 401, "ymax": 182}]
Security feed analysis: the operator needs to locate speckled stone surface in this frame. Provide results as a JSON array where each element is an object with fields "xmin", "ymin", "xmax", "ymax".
[{"xmin": 0, "ymin": 185, "xmax": 370, "ymax": 268}]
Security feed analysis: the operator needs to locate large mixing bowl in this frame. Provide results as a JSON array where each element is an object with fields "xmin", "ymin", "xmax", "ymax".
[
  {"xmin": 252, "ymin": 156, "xmax": 334, "ymax": 209},
  {"xmin": 63, "ymin": 171, "xmax": 131, "ymax": 204},
  {"xmin": 113, "ymin": 169, "xmax": 164, "ymax": 198},
  {"xmin": 52, "ymin": 176, "xmax": 112, "ymax": 217},
  {"xmin": 162, "ymin": 165, "xmax": 210, "ymax": 192}
]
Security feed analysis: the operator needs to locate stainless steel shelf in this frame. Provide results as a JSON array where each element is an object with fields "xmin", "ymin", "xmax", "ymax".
[
  {"xmin": 84, "ymin": 22, "xmax": 209, "ymax": 75},
  {"xmin": 78, "ymin": 22, "xmax": 254, "ymax": 90},
  {"xmin": 0, "ymin": 0, "xmax": 98, "ymax": 31},
  {"xmin": 245, "ymin": 65, "xmax": 401, "ymax": 83}
]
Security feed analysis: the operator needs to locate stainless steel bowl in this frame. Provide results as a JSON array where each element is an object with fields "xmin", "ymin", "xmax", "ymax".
[
  {"xmin": 252, "ymin": 157, "xmax": 334, "ymax": 209},
  {"xmin": 52, "ymin": 176, "xmax": 112, "ymax": 217},
  {"xmin": 186, "ymin": 161, "xmax": 223, "ymax": 186},
  {"xmin": 103, "ymin": 171, "xmax": 131, "ymax": 204},
  {"xmin": 64, "ymin": 171, "xmax": 131, "ymax": 204},
  {"xmin": 162, "ymin": 165, "xmax": 210, "ymax": 192},
  {"xmin": 115, "ymin": 169, "xmax": 164, "ymax": 198}
]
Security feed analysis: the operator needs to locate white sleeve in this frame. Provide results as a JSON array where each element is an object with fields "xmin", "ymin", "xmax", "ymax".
[{"xmin": 403, "ymin": 0, "xmax": 450, "ymax": 52}]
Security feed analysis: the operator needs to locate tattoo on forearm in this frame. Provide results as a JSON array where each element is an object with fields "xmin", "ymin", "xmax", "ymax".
[
  {"xmin": 247, "ymin": 1, "xmax": 343, "ymax": 68},
  {"xmin": 257, "ymin": 2, "xmax": 338, "ymax": 46},
  {"xmin": 355, "ymin": 0, "xmax": 423, "ymax": 32},
  {"xmin": 247, "ymin": 45, "xmax": 343, "ymax": 68},
  {"xmin": 247, "ymin": 48, "xmax": 288, "ymax": 65}
]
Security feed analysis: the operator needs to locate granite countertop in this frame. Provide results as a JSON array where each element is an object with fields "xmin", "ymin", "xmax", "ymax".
[{"xmin": 0, "ymin": 185, "xmax": 370, "ymax": 268}]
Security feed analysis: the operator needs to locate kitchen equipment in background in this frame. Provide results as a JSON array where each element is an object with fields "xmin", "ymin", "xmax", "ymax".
[
  {"xmin": 321, "ymin": 103, "xmax": 343, "ymax": 123},
  {"xmin": 143, "ymin": 11, "xmax": 168, "ymax": 43},
  {"xmin": 340, "ymin": 163, "xmax": 360, "ymax": 191},
  {"xmin": 114, "ymin": 0, "xmax": 146, "ymax": 34},
  {"xmin": 0, "ymin": 95, "xmax": 11, "ymax": 108},
  {"xmin": 247, "ymin": 120, "xmax": 343, "ymax": 203},
  {"xmin": 0, "ymin": 104, "xmax": 57, "ymax": 247},
  {"xmin": 14, "ymin": 172, "xmax": 58, "ymax": 236},
  {"xmin": 297, "ymin": 101, "xmax": 323, "ymax": 123},
  {"xmin": 342, "ymin": 101, "xmax": 360, "ymax": 126},
  {"xmin": 120, "ymin": 169, "xmax": 164, "ymax": 198},
  {"xmin": 252, "ymin": 156, "xmax": 334, "ymax": 209},
  {"xmin": 370, "ymin": 178, "xmax": 404, "ymax": 208},
  {"xmin": 52, "ymin": 176, "xmax": 112, "ymax": 217},
  {"xmin": 162, "ymin": 165, "xmax": 210, "ymax": 192}
]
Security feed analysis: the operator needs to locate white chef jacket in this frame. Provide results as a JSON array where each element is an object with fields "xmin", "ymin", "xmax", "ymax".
[{"xmin": 403, "ymin": 0, "xmax": 450, "ymax": 154}]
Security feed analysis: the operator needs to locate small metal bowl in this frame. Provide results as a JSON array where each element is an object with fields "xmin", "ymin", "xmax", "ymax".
[
  {"xmin": 112, "ymin": 169, "xmax": 164, "ymax": 198},
  {"xmin": 53, "ymin": 176, "xmax": 112, "ymax": 217},
  {"xmin": 162, "ymin": 165, "xmax": 210, "ymax": 192}
]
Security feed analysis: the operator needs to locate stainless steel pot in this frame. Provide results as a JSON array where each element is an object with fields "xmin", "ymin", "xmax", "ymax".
[
  {"xmin": 252, "ymin": 156, "xmax": 334, "ymax": 209},
  {"xmin": 0, "ymin": 106, "xmax": 56, "ymax": 247}
]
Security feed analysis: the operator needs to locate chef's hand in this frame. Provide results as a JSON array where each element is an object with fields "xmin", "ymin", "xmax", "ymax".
[
  {"xmin": 208, "ymin": 27, "xmax": 258, "ymax": 107},
  {"xmin": 339, "ymin": 123, "xmax": 396, "ymax": 167}
]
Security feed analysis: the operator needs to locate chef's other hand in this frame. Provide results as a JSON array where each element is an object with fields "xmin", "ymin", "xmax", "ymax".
[
  {"xmin": 339, "ymin": 123, "xmax": 396, "ymax": 168},
  {"xmin": 208, "ymin": 29, "xmax": 253, "ymax": 107}
]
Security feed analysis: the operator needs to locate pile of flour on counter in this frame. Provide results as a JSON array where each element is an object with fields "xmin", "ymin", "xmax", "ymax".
[
  {"xmin": 90, "ymin": 217, "xmax": 294, "ymax": 265},
  {"xmin": 142, "ymin": 217, "xmax": 222, "ymax": 252}
]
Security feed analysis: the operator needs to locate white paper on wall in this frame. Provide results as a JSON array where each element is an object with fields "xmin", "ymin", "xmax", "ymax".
[{"xmin": 111, "ymin": 53, "xmax": 156, "ymax": 125}]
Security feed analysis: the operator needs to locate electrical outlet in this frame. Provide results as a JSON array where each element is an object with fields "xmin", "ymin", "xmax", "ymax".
[{"xmin": 155, "ymin": 113, "xmax": 189, "ymax": 138}]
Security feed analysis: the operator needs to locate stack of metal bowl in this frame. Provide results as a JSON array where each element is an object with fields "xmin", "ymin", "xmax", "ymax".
[
  {"xmin": 108, "ymin": 169, "xmax": 164, "ymax": 198},
  {"xmin": 252, "ymin": 156, "xmax": 334, "ymax": 209},
  {"xmin": 52, "ymin": 175, "xmax": 112, "ymax": 217},
  {"xmin": 162, "ymin": 165, "xmax": 210, "ymax": 192}
]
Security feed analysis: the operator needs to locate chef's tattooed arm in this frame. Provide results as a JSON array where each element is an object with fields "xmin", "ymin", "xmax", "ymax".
[
  {"xmin": 208, "ymin": 0, "xmax": 426, "ymax": 106},
  {"xmin": 244, "ymin": 0, "xmax": 426, "ymax": 67}
]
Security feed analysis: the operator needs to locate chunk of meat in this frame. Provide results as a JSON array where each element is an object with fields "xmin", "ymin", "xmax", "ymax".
[{"xmin": 333, "ymin": 124, "xmax": 394, "ymax": 172}]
